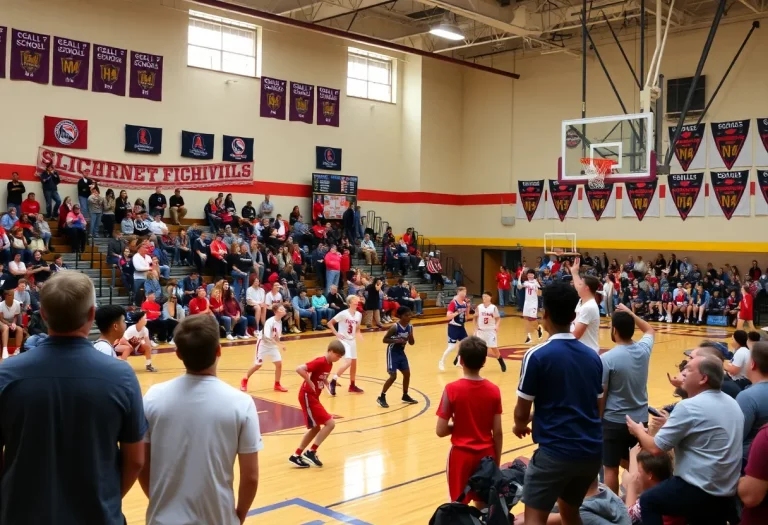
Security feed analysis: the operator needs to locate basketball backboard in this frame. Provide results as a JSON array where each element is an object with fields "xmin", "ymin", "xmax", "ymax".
[{"xmin": 559, "ymin": 113, "xmax": 656, "ymax": 184}]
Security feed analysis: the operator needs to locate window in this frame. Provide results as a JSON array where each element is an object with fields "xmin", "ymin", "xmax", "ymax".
[
  {"xmin": 347, "ymin": 47, "xmax": 395, "ymax": 103},
  {"xmin": 188, "ymin": 10, "xmax": 257, "ymax": 77}
]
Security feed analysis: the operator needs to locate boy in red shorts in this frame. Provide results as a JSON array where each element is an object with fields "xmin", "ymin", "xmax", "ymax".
[
  {"xmin": 436, "ymin": 336, "xmax": 503, "ymax": 504},
  {"xmin": 289, "ymin": 340, "xmax": 346, "ymax": 468}
]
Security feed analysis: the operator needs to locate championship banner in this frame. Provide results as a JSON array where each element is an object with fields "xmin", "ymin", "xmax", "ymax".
[
  {"xmin": 317, "ymin": 86, "xmax": 340, "ymax": 127},
  {"xmin": 129, "ymin": 51, "xmax": 163, "ymax": 101},
  {"xmin": 665, "ymin": 173, "xmax": 705, "ymax": 220},
  {"xmin": 92, "ymin": 44, "xmax": 127, "ymax": 96},
  {"xmin": 756, "ymin": 118, "xmax": 768, "ymax": 166},
  {"xmin": 260, "ymin": 77, "xmax": 287, "ymax": 120},
  {"xmin": 516, "ymin": 180, "xmax": 545, "ymax": 221},
  {"xmin": 289, "ymin": 81, "xmax": 314, "ymax": 124},
  {"xmin": 43, "ymin": 116, "xmax": 88, "ymax": 149},
  {"xmin": 668, "ymin": 124, "xmax": 706, "ymax": 172},
  {"xmin": 623, "ymin": 181, "xmax": 659, "ymax": 221},
  {"xmin": 10, "ymin": 29, "xmax": 50, "ymax": 84},
  {"xmin": 709, "ymin": 120, "xmax": 752, "ymax": 170},
  {"xmin": 222, "ymin": 135, "xmax": 254, "ymax": 163},
  {"xmin": 756, "ymin": 170, "xmax": 768, "ymax": 215},
  {"xmin": 546, "ymin": 180, "xmax": 577, "ymax": 221},
  {"xmin": 36, "ymin": 147, "xmax": 253, "ymax": 190},
  {"xmin": 181, "ymin": 131, "xmax": 214, "ymax": 160},
  {"xmin": 0, "ymin": 27, "xmax": 7, "ymax": 79},
  {"xmin": 52, "ymin": 36, "xmax": 90, "ymax": 90},
  {"xmin": 581, "ymin": 184, "xmax": 616, "ymax": 221},
  {"xmin": 709, "ymin": 171, "xmax": 750, "ymax": 219},
  {"xmin": 125, "ymin": 125, "xmax": 162, "ymax": 155}
]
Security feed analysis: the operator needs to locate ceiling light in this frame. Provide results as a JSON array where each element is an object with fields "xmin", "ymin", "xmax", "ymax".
[{"xmin": 430, "ymin": 23, "xmax": 464, "ymax": 41}]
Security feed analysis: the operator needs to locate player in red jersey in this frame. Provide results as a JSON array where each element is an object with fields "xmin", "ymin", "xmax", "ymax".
[
  {"xmin": 738, "ymin": 283, "xmax": 756, "ymax": 331},
  {"xmin": 436, "ymin": 336, "xmax": 503, "ymax": 505},
  {"xmin": 289, "ymin": 340, "xmax": 346, "ymax": 468}
]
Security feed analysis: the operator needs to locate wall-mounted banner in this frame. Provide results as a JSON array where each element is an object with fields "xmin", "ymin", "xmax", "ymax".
[
  {"xmin": 756, "ymin": 118, "xmax": 768, "ymax": 166},
  {"xmin": 317, "ymin": 86, "xmax": 340, "ymax": 127},
  {"xmin": 668, "ymin": 124, "xmax": 706, "ymax": 172},
  {"xmin": 260, "ymin": 77, "xmax": 287, "ymax": 120},
  {"xmin": 708, "ymin": 120, "xmax": 751, "ymax": 170},
  {"xmin": 756, "ymin": 170, "xmax": 768, "ymax": 216},
  {"xmin": 181, "ymin": 131, "xmax": 214, "ymax": 160},
  {"xmin": 129, "ymin": 51, "xmax": 163, "ymax": 101},
  {"xmin": 316, "ymin": 147, "xmax": 342, "ymax": 171},
  {"xmin": 516, "ymin": 180, "xmax": 545, "ymax": 222},
  {"xmin": 289, "ymin": 81, "xmax": 314, "ymax": 124},
  {"xmin": 37, "ymin": 147, "xmax": 253, "ymax": 190},
  {"xmin": 125, "ymin": 125, "xmax": 162, "ymax": 155},
  {"xmin": 581, "ymin": 184, "xmax": 616, "ymax": 221},
  {"xmin": 709, "ymin": 170, "xmax": 750, "ymax": 219},
  {"xmin": 0, "ymin": 27, "xmax": 7, "ymax": 79},
  {"xmin": 92, "ymin": 44, "xmax": 127, "ymax": 96},
  {"xmin": 52, "ymin": 36, "xmax": 90, "ymax": 90},
  {"xmin": 10, "ymin": 29, "xmax": 50, "ymax": 84},
  {"xmin": 622, "ymin": 180, "xmax": 659, "ymax": 221},
  {"xmin": 665, "ymin": 172, "xmax": 705, "ymax": 220},
  {"xmin": 43, "ymin": 116, "xmax": 88, "ymax": 149},
  {"xmin": 222, "ymin": 135, "xmax": 254, "ymax": 163},
  {"xmin": 546, "ymin": 180, "xmax": 577, "ymax": 221}
]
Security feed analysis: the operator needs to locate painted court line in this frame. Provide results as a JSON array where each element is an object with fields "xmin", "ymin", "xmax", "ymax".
[{"xmin": 247, "ymin": 497, "xmax": 372, "ymax": 525}]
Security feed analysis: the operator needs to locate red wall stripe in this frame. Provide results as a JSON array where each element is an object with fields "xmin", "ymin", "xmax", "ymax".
[
  {"xmin": 616, "ymin": 186, "xmax": 623, "ymax": 200},
  {"xmin": 659, "ymin": 185, "xmax": 666, "ymax": 199}
]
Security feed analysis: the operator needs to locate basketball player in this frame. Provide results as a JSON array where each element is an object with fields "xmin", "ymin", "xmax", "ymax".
[
  {"xmin": 327, "ymin": 295, "xmax": 364, "ymax": 395},
  {"xmin": 518, "ymin": 268, "xmax": 543, "ymax": 344},
  {"xmin": 737, "ymin": 283, "xmax": 756, "ymax": 331},
  {"xmin": 289, "ymin": 340, "xmax": 346, "ymax": 468},
  {"xmin": 93, "ymin": 305, "xmax": 132, "ymax": 359},
  {"xmin": 377, "ymin": 307, "xmax": 418, "ymax": 408},
  {"xmin": 473, "ymin": 291, "xmax": 506, "ymax": 372},
  {"xmin": 118, "ymin": 311, "xmax": 158, "ymax": 372},
  {"xmin": 438, "ymin": 287, "xmax": 471, "ymax": 371},
  {"xmin": 240, "ymin": 305, "xmax": 288, "ymax": 393},
  {"xmin": 570, "ymin": 257, "xmax": 601, "ymax": 353}
]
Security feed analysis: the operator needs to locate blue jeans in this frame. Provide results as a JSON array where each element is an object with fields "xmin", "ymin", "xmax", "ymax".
[
  {"xmin": 133, "ymin": 278, "xmax": 145, "ymax": 304},
  {"xmin": 498, "ymin": 288, "xmax": 508, "ymax": 307},
  {"xmin": 298, "ymin": 308, "xmax": 319, "ymax": 329},
  {"xmin": 157, "ymin": 265, "xmax": 170, "ymax": 279},
  {"xmin": 639, "ymin": 476, "xmax": 735, "ymax": 525},
  {"xmin": 43, "ymin": 189, "xmax": 61, "ymax": 218},
  {"xmin": 412, "ymin": 298, "xmax": 423, "ymax": 314},
  {"xmin": 78, "ymin": 196, "xmax": 90, "ymax": 218},
  {"xmin": 231, "ymin": 270, "xmax": 249, "ymax": 302},
  {"xmin": 316, "ymin": 307, "xmax": 334, "ymax": 322},
  {"xmin": 220, "ymin": 315, "xmax": 246, "ymax": 336},
  {"xmin": 325, "ymin": 269, "xmax": 340, "ymax": 294},
  {"xmin": 90, "ymin": 212, "xmax": 102, "ymax": 237},
  {"xmin": 40, "ymin": 231, "xmax": 52, "ymax": 249}
]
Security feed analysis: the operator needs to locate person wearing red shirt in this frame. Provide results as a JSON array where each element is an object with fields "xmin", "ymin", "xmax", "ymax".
[
  {"xmin": 210, "ymin": 233, "xmax": 229, "ymax": 280},
  {"xmin": 495, "ymin": 266, "xmax": 512, "ymax": 308},
  {"xmin": 141, "ymin": 291, "xmax": 174, "ymax": 343},
  {"xmin": 436, "ymin": 336, "xmax": 503, "ymax": 504},
  {"xmin": 20, "ymin": 193, "xmax": 40, "ymax": 217},
  {"xmin": 324, "ymin": 246, "xmax": 342, "ymax": 295},
  {"xmin": 188, "ymin": 288, "xmax": 211, "ymax": 316},
  {"xmin": 312, "ymin": 196, "xmax": 325, "ymax": 222},
  {"xmin": 289, "ymin": 340, "xmax": 346, "ymax": 468},
  {"xmin": 311, "ymin": 221, "xmax": 327, "ymax": 246},
  {"xmin": 340, "ymin": 249, "xmax": 351, "ymax": 282},
  {"xmin": 738, "ymin": 283, "xmax": 756, "ymax": 331}
]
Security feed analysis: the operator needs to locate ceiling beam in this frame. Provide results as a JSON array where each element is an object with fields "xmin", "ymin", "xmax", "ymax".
[{"xmin": 737, "ymin": 0, "xmax": 761, "ymax": 13}]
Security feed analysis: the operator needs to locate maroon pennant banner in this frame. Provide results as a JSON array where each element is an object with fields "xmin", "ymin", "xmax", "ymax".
[
  {"xmin": 625, "ymin": 180, "xmax": 657, "ymax": 221},
  {"xmin": 710, "ymin": 120, "xmax": 749, "ymax": 170},
  {"xmin": 584, "ymin": 184, "xmax": 613, "ymax": 221},
  {"xmin": 668, "ymin": 124, "xmax": 705, "ymax": 172},
  {"xmin": 710, "ymin": 171, "xmax": 748, "ymax": 220},
  {"xmin": 668, "ymin": 173, "xmax": 704, "ymax": 221},
  {"xmin": 548, "ymin": 180, "xmax": 576, "ymax": 221},
  {"xmin": 518, "ymin": 180, "xmax": 544, "ymax": 221}
]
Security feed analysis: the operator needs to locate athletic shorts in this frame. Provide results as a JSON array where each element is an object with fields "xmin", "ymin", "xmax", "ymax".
[
  {"xmin": 475, "ymin": 330, "xmax": 498, "ymax": 348},
  {"xmin": 255, "ymin": 340, "xmax": 281, "ymax": 364},
  {"xmin": 446, "ymin": 446, "xmax": 496, "ymax": 504},
  {"xmin": 299, "ymin": 391, "xmax": 332, "ymax": 429},
  {"xmin": 522, "ymin": 448, "xmax": 601, "ymax": 511},
  {"xmin": 447, "ymin": 325, "xmax": 468, "ymax": 344},
  {"xmin": 340, "ymin": 339, "xmax": 357, "ymax": 359},
  {"xmin": 523, "ymin": 304, "xmax": 538, "ymax": 320},
  {"xmin": 602, "ymin": 420, "xmax": 639, "ymax": 468},
  {"xmin": 387, "ymin": 349, "xmax": 409, "ymax": 374}
]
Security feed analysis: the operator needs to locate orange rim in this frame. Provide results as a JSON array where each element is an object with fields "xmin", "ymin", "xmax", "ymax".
[{"xmin": 580, "ymin": 158, "xmax": 617, "ymax": 174}]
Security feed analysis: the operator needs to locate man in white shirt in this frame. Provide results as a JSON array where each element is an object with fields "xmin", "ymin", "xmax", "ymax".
[
  {"xmin": 725, "ymin": 329, "xmax": 751, "ymax": 389},
  {"xmin": 360, "ymin": 234, "xmax": 378, "ymax": 265},
  {"xmin": 140, "ymin": 315, "xmax": 262, "ymax": 525},
  {"xmin": 246, "ymin": 280, "xmax": 266, "ymax": 334},
  {"xmin": 570, "ymin": 257, "xmax": 602, "ymax": 353},
  {"xmin": 0, "ymin": 289, "xmax": 23, "ymax": 359},
  {"xmin": 132, "ymin": 243, "xmax": 153, "ymax": 303}
]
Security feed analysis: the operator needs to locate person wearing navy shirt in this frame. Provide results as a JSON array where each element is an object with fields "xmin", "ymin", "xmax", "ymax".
[{"xmin": 513, "ymin": 280, "xmax": 603, "ymax": 525}]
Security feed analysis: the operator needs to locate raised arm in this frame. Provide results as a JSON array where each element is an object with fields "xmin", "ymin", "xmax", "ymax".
[{"xmin": 615, "ymin": 303, "xmax": 655, "ymax": 336}]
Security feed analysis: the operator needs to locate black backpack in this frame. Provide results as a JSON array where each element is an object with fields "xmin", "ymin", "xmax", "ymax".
[{"xmin": 429, "ymin": 502, "xmax": 483, "ymax": 525}]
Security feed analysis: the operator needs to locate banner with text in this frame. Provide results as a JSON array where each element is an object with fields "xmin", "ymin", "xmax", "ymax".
[
  {"xmin": 125, "ymin": 125, "xmax": 162, "ymax": 155},
  {"xmin": 580, "ymin": 184, "xmax": 616, "ymax": 221},
  {"xmin": 317, "ymin": 86, "xmax": 340, "ymax": 127},
  {"xmin": 92, "ymin": 44, "xmax": 127, "ymax": 96},
  {"xmin": 546, "ymin": 180, "xmax": 577, "ymax": 221},
  {"xmin": 668, "ymin": 124, "xmax": 706, "ymax": 172},
  {"xmin": 0, "ymin": 27, "xmax": 6, "ymax": 79},
  {"xmin": 757, "ymin": 118, "xmax": 768, "ymax": 166},
  {"xmin": 10, "ymin": 29, "xmax": 50, "ymax": 84},
  {"xmin": 623, "ymin": 180, "xmax": 659, "ymax": 220},
  {"xmin": 180, "ymin": 131, "xmax": 215, "ymax": 160},
  {"xmin": 517, "ymin": 180, "xmax": 545, "ymax": 221},
  {"xmin": 129, "ymin": 51, "xmax": 163, "ymax": 101},
  {"xmin": 709, "ymin": 170, "xmax": 750, "ymax": 219},
  {"xmin": 708, "ymin": 120, "xmax": 752, "ymax": 170},
  {"xmin": 757, "ymin": 170, "xmax": 768, "ymax": 215},
  {"xmin": 36, "ymin": 147, "xmax": 253, "ymax": 190},
  {"xmin": 52, "ymin": 36, "xmax": 90, "ymax": 90},
  {"xmin": 289, "ymin": 81, "xmax": 314, "ymax": 124},
  {"xmin": 260, "ymin": 77, "xmax": 287, "ymax": 120},
  {"xmin": 665, "ymin": 173, "xmax": 705, "ymax": 220}
]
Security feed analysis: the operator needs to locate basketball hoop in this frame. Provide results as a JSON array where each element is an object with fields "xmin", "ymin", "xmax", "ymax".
[{"xmin": 581, "ymin": 158, "xmax": 617, "ymax": 189}]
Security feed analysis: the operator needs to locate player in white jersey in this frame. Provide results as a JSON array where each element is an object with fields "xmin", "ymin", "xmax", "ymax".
[
  {"xmin": 241, "ymin": 304, "xmax": 288, "ymax": 393},
  {"xmin": 327, "ymin": 296, "xmax": 364, "ymax": 395},
  {"xmin": 518, "ymin": 268, "xmax": 543, "ymax": 344},
  {"xmin": 473, "ymin": 291, "xmax": 505, "ymax": 372}
]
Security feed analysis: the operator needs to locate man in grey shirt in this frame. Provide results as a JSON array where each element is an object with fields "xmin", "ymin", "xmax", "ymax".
[
  {"xmin": 600, "ymin": 303, "xmax": 654, "ymax": 494},
  {"xmin": 258, "ymin": 194, "xmax": 274, "ymax": 219},
  {"xmin": 736, "ymin": 341, "xmax": 768, "ymax": 463},
  {"xmin": 627, "ymin": 353, "xmax": 743, "ymax": 525}
]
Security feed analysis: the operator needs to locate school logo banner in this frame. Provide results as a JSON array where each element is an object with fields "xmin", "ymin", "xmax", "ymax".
[
  {"xmin": 583, "ymin": 184, "xmax": 615, "ymax": 221},
  {"xmin": 43, "ymin": 116, "xmax": 88, "ymax": 149},
  {"xmin": 0, "ymin": 27, "xmax": 7, "ymax": 79},
  {"xmin": 666, "ymin": 173, "xmax": 705, "ymax": 220},
  {"xmin": 709, "ymin": 120, "xmax": 751, "ymax": 170},
  {"xmin": 546, "ymin": 180, "xmax": 576, "ymax": 221},
  {"xmin": 756, "ymin": 170, "xmax": 768, "ymax": 216},
  {"xmin": 129, "ymin": 51, "xmax": 163, "ymax": 101},
  {"xmin": 181, "ymin": 131, "xmax": 214, "ymax": 160},
  {"xmin": 317, "ymin": 86, "xmax": 340, "ymax": 127},
  {"xmin": 92, "ymin": 44, "xmax": 127, "ymax": 96},
  {"xmin": 10, "ymin": 29, "xmax": 50, "ymax": 84},
  {"xmin": 37, "ymin": 147, "xmax": 253, "ymax": 190},
  {"xmin": 125, "ymin": 125, "xmax": 162, "ymax": 155},
  {"xmin": 222, "ymin": 135, "xmax": 254, "ymax": 163},
  {"xmin": 709, "ymin": 171, "xmax": 750, "ymax": 219},
  {"xmin": 516, "ymin": 180, "xmax": 545, "ymax": 222},
  {"xmin": 260, "ymin": 77, "xmax": 287, "ymax": 120},
  {"xmin": 289, "ymin": 81, "xmax": 314, "ymax": 124},
  {"xmin": 756, "ymin": 118, "xmax": 768, "ymax": 166},
  {"xmin": 668, "ymin": 124, "xmax": 705, "ymax": 172},
  {"xmin": 623, "ymin": 181, "xmax": 659, "ymax": 221},
  {"xmin": 316, "ymin": 147, "xmax": 342, "ymax": 171},
  {"xmin": 52, "ymin": 36, "xmax": 90, "ymax": 90}
]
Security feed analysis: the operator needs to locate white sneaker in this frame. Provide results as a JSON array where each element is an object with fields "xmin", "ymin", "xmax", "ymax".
[
  {"xmin": 438, "ymin": 360, "xmax": 445, "ymax": 372},
  {"xmin": 226, "ymin": 334, "xmax": 235, "ymax": 341},
  {"xmin": 150, "ymin": 340, "xmax": 158, "ymax": 348},
  {"xmin": 243, "ymin": 333, "xmax": 252, "ymax": 339},
  {"xmin": 12, "ymin": 349, "xmax": 20, "ymax": 356},
  {"xmin": 168, "ymin": 339, "xmax": 175, "ymax": 346},
  {"xmin": 684, "ymin": 319, "xmax": 689, "ymax": 324},
  {"xmin": 1, "ymin": 348, "xmax": 7, "ymax": 359},
  {"xmin": 666, "ymin": 315, "xmax": 672, "ymax": 323}
]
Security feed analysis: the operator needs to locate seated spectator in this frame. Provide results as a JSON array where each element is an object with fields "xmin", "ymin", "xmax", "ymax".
[
  {"xmin": 248, "ymin": 239, "xmax": 265, "ymax": 283},
  {"xmin": 310, "ymin": 219, "xmax": 328, "ymax": 247},
  {"xmin": 133, "ymin": 211, "xmax": 151, "ymax": 239},
  {"xmin": 736, "ymin": 341, "xmax": 768, "ymax": 466},
  {"xmin": 221, "ymin": 225, "xmax": 237, "ymax": 251},
  {"xmin": 245, "ymin": 278, "xmax": 266, "ymax": 334},
  {"xmin": 142, "ymin": 291, "xmax": 173, "ymax": 344},
  {"xmin": 151, "ymin": 253, "xmax": 170, "ymax": 281},
  {"xmin": 292, "ymin": 215, "xmax": 310, "ymax": 247},
  {"xmin": 725, "ymin": 330, "xmax": 751, "ymax": 390},
  {"xmin": 204, "ymin": 198, "xmax": 222, "ymax": 232},
  {"xmin": 223, "ymin": 194, "xmax": 240, "ymax": 224},
  {"xmin": 326, "ymin": 284, "xmax": 346, "ymax": 315},
  {"xmin": 168, "ymin": 188, "xmax": 186, "ymax": 225},
  {"xmin": 189, "ymin": 287, "xmax": 211, "ymax": 316},
  {"xmin": 9, "ymin": 227, "xmax": 31, "ymax": 263},
  {"xmin": 133, "ymin": 198, "xmax": 146, "ymax": 216},
  {"xmin": 148, "ymin": 214, "xmax": 169, "ymax": 246},
  {"xmin": 739, "ymin": 424, "xmax": 768, "ymax": 524},
  {"xmin": 143, "ymin": 270, "xmax": 163, "ymax": 303},
  {"xmin": 0, "ymin": 288, "xmax": 24, "ymax": 359},
  {"xmin": 118, "ymin": 311, "xmax": 157, "ymax": 371},
  {"xmin": 180, "ymin": 271, "xmax": 201, "ymax": 307},
  {"xmin": 623, "ymin": 447, "xmax": 679, "ymax": 525},
  {"xmin": 1, "ymin": 208, "xmax": 19, "ymax": 231},
  {"xmin": 408, "ymin": 282, "xmax": 423, "ymax": 316},
  {"xmin": 27, "ymin": 250, "xmax": 51, "ymax": 285},
  {"xmin": 120, "ymin": 210, "xmax": 135, "ymax": 235},
  {"xmin": 289, "ymin": 205, "xmax": 301, "ymax": 226},
  {"xmin": 223, "ymin": 283, "xmax": 249, "ymax": 339},
  {"xmin": 230, "ymin": 243, "xmax": 252, "ymax": 302},
  {"xmin": 241, "ymin": 200, "xmax": 256, "ymax": 222},
  {"xmin": 8, "ymin": 253, "xmax": 26, "ymax": 279},
  {"xmin": 20, "ymin": 193, "xmax": 40, "ymax": 219},
  {"xmin": 161, "ymin": 294, "xmax": 184, "ymax": 339},
  {"xmin": 292, "ymin": 289, "xmax": 324, "ymax": 332},
  {"xmin": 49, "ymin": 253, "xmax": 68, "ymax": 274},
  {"xmin": 360, "ymin": 234, "xmax": 378, "ymax": 265},
  {"xmin": 725, "ymin": 290, "xmax": 739, "ymax": 327},
  {"xmin": 0, "ymin": 227, "xmax": 9, "ymax": 264},
  {"xmin": 311, "ymin": 288, "xmax": 334, "ymax": 324},
  {"xmin": 518, "ymin": 477, "xmax": 630, "ymax": 525},
  {"xmin": 14, "ymin": 279, "xmax": 34, "ymax": 313},
  {"xmin": 707, "ymin": 289, "xmax": 725, "ymax": 317}
]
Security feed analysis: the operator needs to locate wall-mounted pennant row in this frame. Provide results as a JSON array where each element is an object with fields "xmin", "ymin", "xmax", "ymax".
[
  {"xmin": 709, "ymin": 171, "xmax": 749, "ymax": 219},
  {"xmin": 516, "ymin": 180, "xmax": 544, "ymax": 222},
  {"xmin": 709, "ymin": 120, "xmax": 751, "ymax": 170}
]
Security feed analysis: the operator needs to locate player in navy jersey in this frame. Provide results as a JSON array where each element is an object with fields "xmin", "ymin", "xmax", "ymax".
[
  {"xmin": 377, "ymin": 307, "xmax": 418, "ymax": 408},
  {"xmin": 439, "ymin": 287, "xmax": 470, "ymax": 371}
]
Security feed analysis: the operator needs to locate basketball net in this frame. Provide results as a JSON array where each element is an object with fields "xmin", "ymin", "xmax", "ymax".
[{"xmin": 580, "ymin": 158, "xmax": 617, "ymax": 190}]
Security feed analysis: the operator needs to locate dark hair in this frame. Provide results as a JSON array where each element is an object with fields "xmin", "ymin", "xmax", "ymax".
[
  {"xmin": 482, "ymin": 290, "xmax": 492, "ymax": 296},
  {"xmin": 542, "ymin": 282, "xmax": 579, "ymax": 327},
  {"xmin": 695, "ymin": 341, "xmax": 725, "ymax": 362},
  {"xmin": 583, "ymin": 275, "xmax": 600, "ymax": 295},
  {"xmin": 733, "ymin": 330, "xmax": 748, "ymax": 348},
  {"xmin": 611, "ymin": 311, "xmax": 635, "ymax": 340},
  {"xmin": 637, "ymin": 450, "xmax": 673, "ymax": 481},
  {"xmin": 133, "ymin": 310, "xmax": 146, "ymax": 322},
  {"xmin": 526, "ymin": 269, "xmax": 535, "ymax": 276},
  {"xmin": 751, "ymin": 342, "xmax": 768, "ymax": 375},
  {"xmin": 175, "ymin": 315, "xmax": 220, "ymax": 371},
  {"xmin": 397, "ymin": 278, "xmax": 405, "ymax": 285},
  {"xmin": 748, "ymin": 331, "xmax": 761, "ymax": 343},
  {"xmin": 458, "ymin": 336, "xmax": 488, "ymax": 370},
  {"xmin": 328, "ymin": 339, "xmax": 346, "ymax": 356},
  {"xmin": 396, "ymin": 306, "xmax": 412, "ymax": 318},
  {"xmin": 95, "ymin": 305, "xmax": 126, "ymax": 333}
]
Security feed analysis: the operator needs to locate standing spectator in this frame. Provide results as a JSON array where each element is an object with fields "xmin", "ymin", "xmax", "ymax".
[
  {"xmin": 20, "ymin": 192, "xmax": 40, "ymax": 218},
  {"xmin": 139, "ymin": 315, "xmax": 261, "ymax": 524},
  {"xmin": 627, "ymin": 354, "xmax": 743, "ymax": 525},
  {"xmin": 193, "ymin": 232, "xmax": 209, "ymax": 276},
  {"xmin": 736, "ymin": 341, "xmax": 768, "ymax": 464},
  {"xmin": 132, "ymin": 243, "xmax": 153, "ymax": 303},
  {"xmin": 324, "ymin": 245, "xmax": 342, "ymax": 295},
  {"xmin": 168, "ymin": 189, "xmax": 186, "ymax": 225},
  {"xmin": 312, "ymin": 195, "xmax": 325, "ymax": 222},
  {"xmin": 259, "ymin": 194, "xmax": 274, "ymax": 219},
  {"xmin": 148, "ymin": 186, "xmax": 167, "ymax": 218},
  {"xmin": 230, "ymin": 243, "xmax": 252, "ymax": 302},
  {"xmin": 77, "ymin": 169, "xmax": 95, "ymax": 218},
  {"xmin": 38, "ymin": 163, "xmax": 61, "ymax": 219},
  {"xmin": 355, "ymin": 205, "xmax": 364, "ymax": 240},
  {"xmin": 748, "ymin": 260, "xmax": 762, "ymax": 282},
  {"xmin": 87, "ymin": 188, "xmax": 105, "ymax": 239},
  {"xmin": 0, "ymin": 271, "xmax": 146, "ymax": 523},
  {"xmin": 739, "ymin": 424, "xmax": 768, "ymax": 524},
  {"xmin": 101, "ymin": 189, "xmax": 116, "ymax": 237},
  {"xmin": 514, "ymin": 281, "xmax": 604, "ymax": 525},
  {"xmin": 496, "ymin": 265, "xmax": 512, "ymax": 308},
  {"xmin": 115, "ymin": 190, "xmax": 131, "ymax": 224},
  {"xmin": 342, "ymin": 201, "xmax": 356, "ymax": 243},
  {"xmin": 570, "ymin": 257, "xmax": 602, "ymax": 353},
  {"xmin": 5, "ymin": 172, "xmax": 25, "ymax": 216}
]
